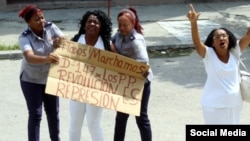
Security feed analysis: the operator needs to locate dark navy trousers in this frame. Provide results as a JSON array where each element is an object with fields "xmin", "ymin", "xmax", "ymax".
[
  {"xmin": 20, "ymin": 80, "xmax": 60, "ymax": 141},
  {"xmin": 114, "ymin": 81, "xmax": 152, "ymax": 141}
]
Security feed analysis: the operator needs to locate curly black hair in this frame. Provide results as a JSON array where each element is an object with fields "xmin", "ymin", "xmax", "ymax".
[
  {"xmin": 72, "ymin": 10, "xmax": 112, "ymax": 51},
  {"xmin": 204, "ymin": 27, "xmax": 237, "ymax": 50}
]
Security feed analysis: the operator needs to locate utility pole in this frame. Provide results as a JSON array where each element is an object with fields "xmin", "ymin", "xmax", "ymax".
[{"xmin": 107, "ymin": 0, "xmax": 111, "ymax": 17}]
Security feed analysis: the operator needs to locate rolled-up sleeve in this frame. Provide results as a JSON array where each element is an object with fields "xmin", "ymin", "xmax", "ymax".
[{"xmin": 19, "ymin": 36, "xmax": 32, "ymax": 53}]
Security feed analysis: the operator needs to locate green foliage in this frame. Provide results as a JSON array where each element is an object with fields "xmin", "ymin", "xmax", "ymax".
[{"xmin": 0, "ymin": 44, "xmax": 19, "ymax": 51}]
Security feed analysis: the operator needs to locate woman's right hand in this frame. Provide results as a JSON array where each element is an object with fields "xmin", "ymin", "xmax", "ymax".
[
  {"xmin": 46, "ymin": 53, "xmax": 59, "ymax": 64},
  {"xmin": 186, "ymin": 4, "xmax": 200, "ymax": 23}
]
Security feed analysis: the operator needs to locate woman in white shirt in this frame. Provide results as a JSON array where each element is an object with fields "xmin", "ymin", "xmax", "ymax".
[
  {"xmin": 187, "ymin": 4, "xmax": 250, "ymax": 124},
  {"xmin": 69, "ymin": 10, "xmax": 113, "ymax": 141}
]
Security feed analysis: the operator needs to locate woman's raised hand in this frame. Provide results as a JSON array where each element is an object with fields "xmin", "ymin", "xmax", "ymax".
[{"xmin": 186, "ymin": 4, "xmax": 200, "ymax": 23}]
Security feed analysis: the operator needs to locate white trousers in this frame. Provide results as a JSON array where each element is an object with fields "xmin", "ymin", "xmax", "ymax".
[
  {"xmin": 202, "ymin": 105, "xmax": 242, "ymax": 124},
  {"xmin": 69, "ymin": 100, "xmax": 104, "ymax": 141}
]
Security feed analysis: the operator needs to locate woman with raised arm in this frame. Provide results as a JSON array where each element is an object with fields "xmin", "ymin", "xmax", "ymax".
[{"xmin": 187, "ymin": 4, "xmax": 250, "ymax": 124}]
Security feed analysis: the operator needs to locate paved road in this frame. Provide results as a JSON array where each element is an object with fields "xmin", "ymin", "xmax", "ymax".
[
  {"xmin": 1, "ymin": 50, "xmax": 250, "ymax": 141},
  {"xmin": 1, "ymin": 1, "xmax": 250, "ymax": 141}
]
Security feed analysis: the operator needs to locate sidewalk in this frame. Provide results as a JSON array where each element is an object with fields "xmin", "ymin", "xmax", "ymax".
[{"xmin": 0, "ymin": 2, "xmax": 250, "ymax": 59}]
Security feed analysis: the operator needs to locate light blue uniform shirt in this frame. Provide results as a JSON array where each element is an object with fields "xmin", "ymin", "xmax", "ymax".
[
  {"xmin": 19, "ymin": 22, "xmax": 64, "ymax": 84},
  {"xmin": 112, "ymin": 29, "xmax": 153, "ymax": 81}
]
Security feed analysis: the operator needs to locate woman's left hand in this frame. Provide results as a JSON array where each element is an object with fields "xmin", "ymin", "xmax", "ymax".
[
  {"xmin": 142, "ymin": 71, "xmax": 149, "ymax": 78},
  {"xmin": 110, "ymin": 43, "xmax": 118, "ymax": 53},
  {"xmin": 53, "ymin": 37, "xmax": 64, "ymax": 49}
]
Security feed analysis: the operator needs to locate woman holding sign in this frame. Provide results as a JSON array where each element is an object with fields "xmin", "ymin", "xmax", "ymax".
[
  {"xmin": 112, "ymin": 6, "xmax": 153, "ymax": 141},
  {"xmin": 69, "ymin": 10, "xmax": 113, "ymax": 141},
  {"xmin": 18, "ymin": 4, "xmax": 64, "ymax": 141}
]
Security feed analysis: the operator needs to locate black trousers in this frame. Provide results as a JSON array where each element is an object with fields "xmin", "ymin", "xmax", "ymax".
[
  {"xmin": 114, "ymin": 81, "xmax": 152, "ymax": 141},
  {"xmin": 20, "ymin": 80, "xmax": 60, "ymax": 141}
]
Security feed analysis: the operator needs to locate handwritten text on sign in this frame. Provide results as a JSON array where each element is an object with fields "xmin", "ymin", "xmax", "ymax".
[{"xmin": 46, "ymin": 39, "xmax": 149, "ymax": 116}]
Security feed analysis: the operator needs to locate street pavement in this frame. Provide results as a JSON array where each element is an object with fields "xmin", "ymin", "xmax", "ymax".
[{"xmin": 1, "ymin": 1, "xmax": 250, "ymax": 141}]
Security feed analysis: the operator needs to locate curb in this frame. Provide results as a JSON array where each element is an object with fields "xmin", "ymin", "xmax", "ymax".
[
  {"xmin": 0, "ymin": 44, "xmax": 195, "ymax": 60},
  {"xmin": 0, "ymin": 50, "xmax": 22, "ymax": 60},
  {"xmin": 0, "ymin": 1, "xmax": 110, "ymax": 12}
]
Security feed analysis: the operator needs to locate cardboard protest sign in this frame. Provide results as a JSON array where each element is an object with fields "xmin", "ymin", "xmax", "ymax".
[{"xmin": 45, "ymin": 39, "xmax": 149, "ymax": 116}]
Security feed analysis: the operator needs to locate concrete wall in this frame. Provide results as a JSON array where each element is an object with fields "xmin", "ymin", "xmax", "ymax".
[
  {"xmin": 112, "ymin": 0, "xmax": 183, "ymax": 6},
  {"xmin": 0, "ymin": 0, "xmax": 249, "ymax": 11},
  {"xmin": 112, "ymin": 0, "xmax": 249, "ymax": 6},
  {"xmin": 0, "ymin": 0, "xmax": 7, "ymax": 8}
]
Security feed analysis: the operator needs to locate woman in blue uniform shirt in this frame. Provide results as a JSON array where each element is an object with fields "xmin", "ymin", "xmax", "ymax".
[
  {"xmin": 18, "ymin": 4, "xmax": 64, "ymax": 141},
  {"xmin": 112, "ymin": 6, "xmax": 153, "ymax": 141}
]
